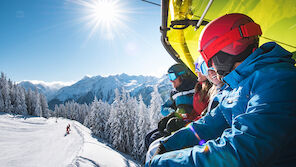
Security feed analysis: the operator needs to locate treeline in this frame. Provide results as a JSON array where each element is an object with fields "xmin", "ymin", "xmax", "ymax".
[
  {"xmin": 0, "ymin": 73, "xmax": 50, "ymax": 117},
  {"xmin": 0, "ymin": 72, "xmax": 164, "ymax": 162}
]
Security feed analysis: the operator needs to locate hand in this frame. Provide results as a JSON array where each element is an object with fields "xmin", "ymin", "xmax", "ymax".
[
  {"xmin": 158, "ymin": 112, "xmax": 176, "ymax": 132},
  {"xmin": 165, "ymin": 117, "xmax": 187, "ymax": 136}
]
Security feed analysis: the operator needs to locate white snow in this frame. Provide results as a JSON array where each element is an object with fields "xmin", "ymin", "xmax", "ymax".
[
  {"xmin": 0, "ymin": 112, "xmax": 141, "ymax": 167},
  {"xmin": 124, "ymin": 80, "xmax": 137, "ymax": 87}
]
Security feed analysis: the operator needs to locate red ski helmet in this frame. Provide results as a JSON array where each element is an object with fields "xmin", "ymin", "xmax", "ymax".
[{"xmin": 199, "ymin": 13, "xmax": 262, "ymax": 76}]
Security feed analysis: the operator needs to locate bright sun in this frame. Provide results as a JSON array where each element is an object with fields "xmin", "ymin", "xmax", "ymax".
[
  {"xmin": 93, "ymin": 1, "xmax": 118, "ymax": 20},
  {"xmin": 71, "ymin": 0, "xmax": 129, "ymax": 40}
]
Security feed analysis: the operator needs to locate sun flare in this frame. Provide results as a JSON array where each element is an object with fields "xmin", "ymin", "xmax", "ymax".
[
  {"xmin": 70, "ymin": 0, "xmax": 130, "ymax": 40},
  {"xmin": 93, "ymin": 1, "xmax": 118, "ymax": 20}
]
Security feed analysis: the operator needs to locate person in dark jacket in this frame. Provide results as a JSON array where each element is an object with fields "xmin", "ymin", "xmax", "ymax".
[
  {"xmin": 146, "ymin": 13, "xmax": 296, "ymax": 167},
  {"xmin": 145, "ymin": 63, "xmax": 197, "ymax": 150}
]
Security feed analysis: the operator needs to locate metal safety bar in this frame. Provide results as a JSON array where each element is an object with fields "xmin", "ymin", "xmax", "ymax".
[{"xmin": 195, "ymin": 0, "xmax": 214, "ymax": 30}]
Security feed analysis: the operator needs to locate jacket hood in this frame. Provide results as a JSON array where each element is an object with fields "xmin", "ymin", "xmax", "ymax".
[{"xmin": 223, "ymin": 42, "xmax": 295, "ymax": 88}]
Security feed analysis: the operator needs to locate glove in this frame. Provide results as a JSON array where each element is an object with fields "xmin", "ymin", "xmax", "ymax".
[
  {"xmin": 164, "ymin": 117, "xmax": 187, "ymax": 136},
  {"xmin": 158, "ymin": 112, "xmax": 176, "ymax": 133}
]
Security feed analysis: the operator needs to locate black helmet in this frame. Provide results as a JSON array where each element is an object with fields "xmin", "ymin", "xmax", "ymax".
[{"xmin": 167, "ymin": 63, "xmax": 189, "ymax": 81}]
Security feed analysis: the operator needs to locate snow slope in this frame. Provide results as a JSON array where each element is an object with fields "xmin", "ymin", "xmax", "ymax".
[{"xmin": 0, "ymin": 112, "xmax": 140, "ymax": 167}]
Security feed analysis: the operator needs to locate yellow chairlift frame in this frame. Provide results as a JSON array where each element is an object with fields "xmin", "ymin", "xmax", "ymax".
[{"xmin": 160, "ymin": 0, "xmax": 296, "ymax": 74}]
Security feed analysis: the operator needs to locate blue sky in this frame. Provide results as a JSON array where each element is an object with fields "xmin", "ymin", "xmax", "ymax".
[{"xmin": 0, "ymin": 0, "xmax": 175, "ymax": 83}]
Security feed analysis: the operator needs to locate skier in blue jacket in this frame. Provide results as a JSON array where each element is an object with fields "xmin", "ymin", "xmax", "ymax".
[{"xmin": 146, "ymin": 13, "xmax": 296, "ymax": 167}]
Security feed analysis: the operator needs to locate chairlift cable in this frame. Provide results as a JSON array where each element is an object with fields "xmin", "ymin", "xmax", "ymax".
[
  {"xmin": 260, "ymin": 36, "xmax": 296, "ymax": 49},
  {"xmin": 141, "ymin": 0, "xmax": 161, "ymax": 6}
]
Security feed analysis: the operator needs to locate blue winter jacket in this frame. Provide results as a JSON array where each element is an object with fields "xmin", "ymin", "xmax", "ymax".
[{"xmin": 147, "ymin": 42, "xmax": 296, "ymax": 167}]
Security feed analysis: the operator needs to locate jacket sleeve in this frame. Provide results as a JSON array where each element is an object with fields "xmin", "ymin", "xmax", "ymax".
[
  {"xmin": 148, "ymin": 69, "xmax": 296, "ymax": 167},
  {"xmin": 160, "ymin": 103, "xmax": 230, "ymax": 152},
  {"xmin": 160, "ymin": 99, "xmax": 175, "ymax": 116},
  {"xmin": 162, "ymin": 98, "xmax": 174, "ymax": 109}
]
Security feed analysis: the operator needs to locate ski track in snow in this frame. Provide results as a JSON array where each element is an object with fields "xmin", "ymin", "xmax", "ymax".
[{"xmin": 0, "ymin": 112, "xmax": 140, "ymax": 167}]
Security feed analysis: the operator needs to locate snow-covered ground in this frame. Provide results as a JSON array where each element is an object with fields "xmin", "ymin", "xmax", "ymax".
[{"xmin": 0, "ymin": 112, "xmax": 141, "ymax": 167}]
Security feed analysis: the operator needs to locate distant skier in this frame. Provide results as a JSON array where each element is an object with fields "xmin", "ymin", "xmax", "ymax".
[{"xmin": 66, "ymin": 124, "xmax": 71, "ymax": 134}]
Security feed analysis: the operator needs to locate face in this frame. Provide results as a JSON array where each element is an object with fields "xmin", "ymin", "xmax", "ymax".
[
  {"xmin": 211, "ymin": 62, "xmax": 224, "ymax": 81},
  {"xmin": 211, "ymin": 58, "xmax": 242, "ymax": 78},
  {"xmin": 196, "ymin": 71, "xmax": 207, "ymax": 82},
  {"xmin": 207, "ymin": 70, "xmax": 222, "ymax": 86},
  {"xmin": 170, "ymin": 76, "xmax": 182, "ymax": 88}
]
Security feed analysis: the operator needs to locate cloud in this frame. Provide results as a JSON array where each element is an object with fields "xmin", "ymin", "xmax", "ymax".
[{"xmin": 21, "ymin": 80, "xmax": 75, "ymax": 90}]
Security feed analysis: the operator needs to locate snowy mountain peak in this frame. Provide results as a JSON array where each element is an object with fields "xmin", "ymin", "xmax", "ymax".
[
  {"xmin": 82, "ymin": 75, "xmax": 91, "ymax": 80},
  {"xmin": 19, "ymin": 74, "xmax": 172, "ymax": 110}
]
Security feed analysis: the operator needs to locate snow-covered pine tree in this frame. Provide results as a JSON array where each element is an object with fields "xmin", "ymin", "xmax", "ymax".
[
  {"xmin": 59, "ymin": 104, "xmax": 66, "ymax": 118},
  {"xmin": 68, "ymin": 102, "xmax": 74, "ymax": 120},
  {"xmin": 0, "ymin": 74, "xmax": 5, "ymax": 112},
  {"xmin": 76, "ymin": 103, "xmax": 84, "ymax": 123},
  {"xmin": 18, "ymin": 87, "xmax": 28, "ymax": 115},
  {"xmin": 0, "ymin": 89, "xmax": 4, "ymax": 112},
  {"xmin": 40, "ymin": 93, "xmax": 49, "ymax": 118},
  {"xmin": 148, "ymin": 86, "xmax": 163, "ymax": 130},
  {"xmin": 1, "ymin": 74, "xmax": 12, "ymax": 113},
  {"xmin": 108, "ymin": 89, "xmax": 127, "ymax": 152},
  {"xmin": 71, "ymin": 101, "xmax": 78, "ymax": 120},
  {"xmin": 85, "ymin": 97, "xmax": 99, "ymax": 131},
  {"xmin": 0, "ymin": 73, "xmax": 4, "ymax": 113},
  {"xmin": 12, "ymin": 85, "xmax": 26, "ymax": 115},
  {"xmin": 79, "ymin": 103, "xmax": 89, "ymax": 124},
  {"xmin": 66, "ymin": 101, "xmax": 74, "ymax": 120},
  {"xmin": 133, "ymin": 95, "xmax": 149, "ymax": 161},
  {"xmin": 25, "ymin": 89, "xmax": 34, "ymax": 115},
  {"xmin": 64, "ymin": 101, "xmax": 70, "ymax": 119},
  {"xmin": 124, "ymin": 93, "xmax": 137, "ymax": 154},
  {"xmin": 33, "ymin": 89, "xmax": 42, "ymax": 117},
  {"xmin": 72, "ymin": 102, "xmax": 80, "ymax": 122},
  {"xmin": 92, "ymin": 98, "xmax": 110, "ymax": 139},
  {"xmin": 53, "ymin": 104, "xmax": 59, "ymax": 118},
  {"xmin": 105, "ymin": 95, "xmax": 114, "ymax": 143},
  {"xmin": 9, "ymin": 84, "xmax": 17, "ymax": 113}
]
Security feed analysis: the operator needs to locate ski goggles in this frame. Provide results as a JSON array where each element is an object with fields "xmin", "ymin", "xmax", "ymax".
[
  {"xmin": 168, "ymin": 71, "xmax": 185, "ymax": 81},
  {"xmin": 195, "ymin": 61, "xmax": 214, "ymax": 76}
]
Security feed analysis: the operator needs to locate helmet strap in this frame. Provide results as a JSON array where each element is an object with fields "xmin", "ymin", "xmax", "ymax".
[{"xmin": 201, "ymin": 22, "xmax": 262, "ymax": 65}]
